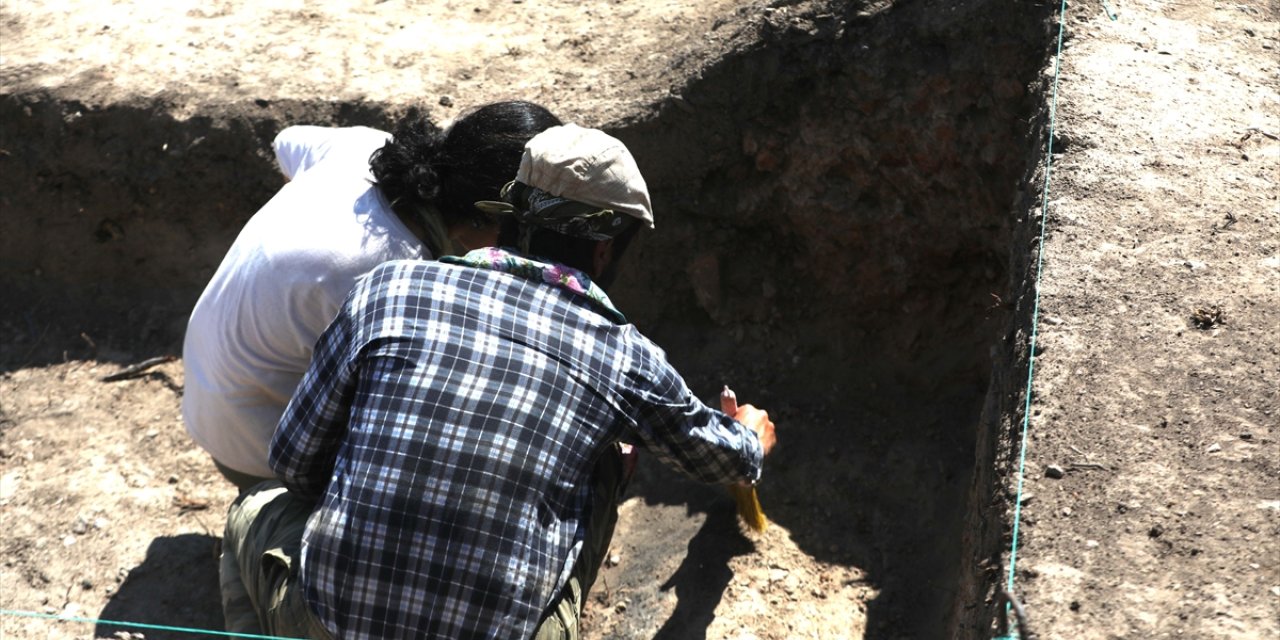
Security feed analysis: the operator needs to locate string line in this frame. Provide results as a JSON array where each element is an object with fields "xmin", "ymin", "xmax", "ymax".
[
  {"xmin": 996, "ymin": 0, "xmax": 1076, "ymax": 637},
  {"xmin": 0, "ymin": 609, "xmax": 304, "ymax": 640}
]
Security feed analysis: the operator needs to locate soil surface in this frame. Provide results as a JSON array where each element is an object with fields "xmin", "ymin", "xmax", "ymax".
[
  {"xmin": 1, "ymin": 1, "xmax": 1277, "ymax": 639},
  {"xmin": 1004, "ymin": 1, "xmax": 1279, "ymax": 638}
]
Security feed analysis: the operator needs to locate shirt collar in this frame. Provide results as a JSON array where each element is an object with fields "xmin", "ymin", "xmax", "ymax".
[{"xmin": 440, "ymin": 247, "xmax": 627, "ymax": 324}]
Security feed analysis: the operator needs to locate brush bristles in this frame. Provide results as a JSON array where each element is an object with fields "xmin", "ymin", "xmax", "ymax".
[{"xmin": 729, "ymin": 484, "xmax": 767, "ymax": 532}]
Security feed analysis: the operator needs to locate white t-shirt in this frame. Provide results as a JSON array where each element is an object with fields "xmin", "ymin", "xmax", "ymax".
[{"xmin": 182, "ymin": 126, "xmax": 427, "ymax": 478}]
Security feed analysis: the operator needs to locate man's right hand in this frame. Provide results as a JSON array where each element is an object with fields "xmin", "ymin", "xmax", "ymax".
[
  {"xmin": 720, "ymin": 386, "xmax": 776, "ymax": 457},
  {"xmin": 734, "ymin": 404, "xmax": 777, "ymax": 457}
]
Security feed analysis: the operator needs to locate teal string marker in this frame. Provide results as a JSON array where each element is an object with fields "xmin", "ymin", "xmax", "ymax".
[
  {"xmin": 999, "ymin": 0, "xmax": 1071, "ymax": 637},
  {"xmin": 1, "ymin": 609, "xmax": 307, "ymax": 640}
]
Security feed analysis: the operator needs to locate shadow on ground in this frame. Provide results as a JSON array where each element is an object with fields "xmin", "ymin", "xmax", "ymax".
[
  {"xmin": 96, "ymin": 534, "xmax": 224, "ymax": 640},
  {"xmin": 604, "ymin": 368, "xmax": 985, "ymax": 639}
]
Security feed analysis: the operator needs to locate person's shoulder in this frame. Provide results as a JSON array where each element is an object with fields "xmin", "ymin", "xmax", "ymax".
[
  {"xmin": 615, "ymin": 323, "xmax": 670, "ymax": 365},
  {"xmin": 273, "ymin": 126, "xmax": 392, "ymax": 178},
  {"xmin": 274, "ymin": 125, "xmax": 390, "ymax": 147}
]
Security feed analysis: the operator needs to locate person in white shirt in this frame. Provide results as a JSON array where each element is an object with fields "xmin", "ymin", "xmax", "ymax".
[{"xmin": 182, "ymin": 101, "xmax": 562, "ymax": 489}]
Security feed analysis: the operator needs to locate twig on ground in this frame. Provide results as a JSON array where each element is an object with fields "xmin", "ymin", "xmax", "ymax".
[
  {"xmin": 1239, "ymin": 127, "xmax": 1278, "ymax": 142},
  {"xmin": 100, "ymin": 356, "xmax": 176, "ymax": 382},
  {"xmin": 173, "ymin": 494, "xmax": 210, "ymax": 514},
  {"xmin": 80, "ymin": 332, "xmax": 98, "ymax": 357},
  {"xmin": 1069, "ymin": 461, "xmax": 1109, "ymax": 471}
]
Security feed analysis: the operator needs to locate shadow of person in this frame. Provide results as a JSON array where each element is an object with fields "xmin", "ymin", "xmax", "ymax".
[
  {"xmin": 651, "ymin": 498, "xmax": 754, "ymax": 640},
  {"xmin": 95, "ymin": 533, "xmax": 225, "ymax": 639}
]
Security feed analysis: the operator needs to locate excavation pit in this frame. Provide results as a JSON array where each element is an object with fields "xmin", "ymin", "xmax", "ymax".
[{"xmin": 0, "ymin": 1, "xmax": 1057, "ymax": 637}]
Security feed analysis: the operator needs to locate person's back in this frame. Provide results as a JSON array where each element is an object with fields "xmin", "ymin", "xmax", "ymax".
[
  {"xmin": 274, "ymin": 255, "xmax": 758, "ymax": 638},
  {"xmin": 183, "ymin": 126, "xmax": 419, "ymax": 481}
]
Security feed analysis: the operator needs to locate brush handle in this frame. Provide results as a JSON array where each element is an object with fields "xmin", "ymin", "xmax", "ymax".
[{"xmin": 720, "ymin": 385, "xmax": 739, "ymax": 415}]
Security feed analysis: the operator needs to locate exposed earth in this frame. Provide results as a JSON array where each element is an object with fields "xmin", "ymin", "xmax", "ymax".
[{"xmin": 1, "ymin": 1, "xmax": 1277, "ymax": 639}]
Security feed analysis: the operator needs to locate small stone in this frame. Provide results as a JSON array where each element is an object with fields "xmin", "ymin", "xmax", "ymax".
[
  {"xmin": 614, "ymin": 601, "xmax": 627, "ymax": 613},
  {"xmin": 81, "ymin": 578, "xmax": 94, "ymax": 590},
  {"xmin": 168, "ymin": 474, "xmax": 180, "ymax": 484},
  {"xmin": 1206, "ymin": 443, "xmax": 1222, "ymax": 453},
  {"xmin": 607, "ymin": 553, "xmax": 621, "ymax": 567},
  {"xmin": 1061, "ymin": 507, "xmax": 1072, "ymax": 516},
  {"xmin": 1086, "ymin": 539, "xmax": 1099, "ymax": 548},
  {"xmin": 438, "ymin": 95, "xmax": 454, "ymax": 107},
  {"xmin": 1148, "ymin": 524, "xmax": 1164, "ymax": 538},
  {"xmin": 1045, "ymin": 464, "xmax": 1066, "ymax": 479},
  {"xmin": 1239, "ymin": 432, "xmax": 1253, "ymax": 440},
  {"xmin": 71, "ymin": 518, "xmax": 89, "ymax": 534}
]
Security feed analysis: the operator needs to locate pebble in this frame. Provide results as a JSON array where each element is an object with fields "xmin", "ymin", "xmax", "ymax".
[
  {"xmin": 1206, "ymin": 443, "xmax": 1222, "ymax": 453},
  {"xmin": 1045, "ymin": 464, "xmax": 1066, "ymax": 479},
  {"xmin": 607, "ymin": 553, "xmax": 621, "ymax": 567}
]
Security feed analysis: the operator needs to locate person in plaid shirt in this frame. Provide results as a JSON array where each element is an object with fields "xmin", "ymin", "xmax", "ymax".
[{"xmin": 221, "ymin": 124, "xmax": 777, "ymax": 640}]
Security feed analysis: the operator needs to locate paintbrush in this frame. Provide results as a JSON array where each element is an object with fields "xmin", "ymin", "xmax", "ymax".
[{"xmin": 722, "ymin": 385, "xmax": 767, "ymax": 532}]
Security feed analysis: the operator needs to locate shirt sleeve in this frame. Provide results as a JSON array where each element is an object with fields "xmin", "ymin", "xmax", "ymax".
[
  {"xmin": 618, "ymin": 340, "xmax": 764, "ymax": 486},
  {"xmin": 269, "ymin": 290, "xmax": 361, "ymax": 500}
]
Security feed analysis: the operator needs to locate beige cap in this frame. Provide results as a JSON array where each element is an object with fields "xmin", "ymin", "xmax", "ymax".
[{"xmin": 515, "ymin": 124, "xmax": 654, "ymax": 229}]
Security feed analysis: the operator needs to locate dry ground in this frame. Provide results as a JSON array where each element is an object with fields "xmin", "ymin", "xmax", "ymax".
[{"xmin": 1005, "ymin": 1, "xmax": 1279, "ymax": 638}]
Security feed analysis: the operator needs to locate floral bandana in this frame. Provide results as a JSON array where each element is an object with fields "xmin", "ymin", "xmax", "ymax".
[{"xmin": 440, "ymin": 247, "xmax": 627, "ymax": 324}]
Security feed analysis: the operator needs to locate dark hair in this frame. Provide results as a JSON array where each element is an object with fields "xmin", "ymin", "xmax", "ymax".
[
  {"xmin": 497, "ymin": 218, "xmax": 641, "ymax": 290},
  {"xmin": 369, "ymin": 101, "xmax": 562, "ymax": 236}
]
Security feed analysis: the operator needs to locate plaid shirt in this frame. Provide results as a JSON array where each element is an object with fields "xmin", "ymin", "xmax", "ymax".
[{"xmin": 270, "ymin": 252, "xmax": 763, "ymax": 640}]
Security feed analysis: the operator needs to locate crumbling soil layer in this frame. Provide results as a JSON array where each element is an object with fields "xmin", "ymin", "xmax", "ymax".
[{"xmin": 2, "ymin": 0, "xmax": 1277, "ymax": 639}]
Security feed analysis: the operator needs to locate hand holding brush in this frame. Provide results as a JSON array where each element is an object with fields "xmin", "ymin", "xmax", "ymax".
[{"xmin": 721, "ymin": 385, "xmax": 776, "ymax": 532}]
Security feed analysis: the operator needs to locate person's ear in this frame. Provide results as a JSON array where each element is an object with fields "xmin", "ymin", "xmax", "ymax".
[{"xmin": 592, "ymin": 239, "xmax": 615, "ymax": 279}]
